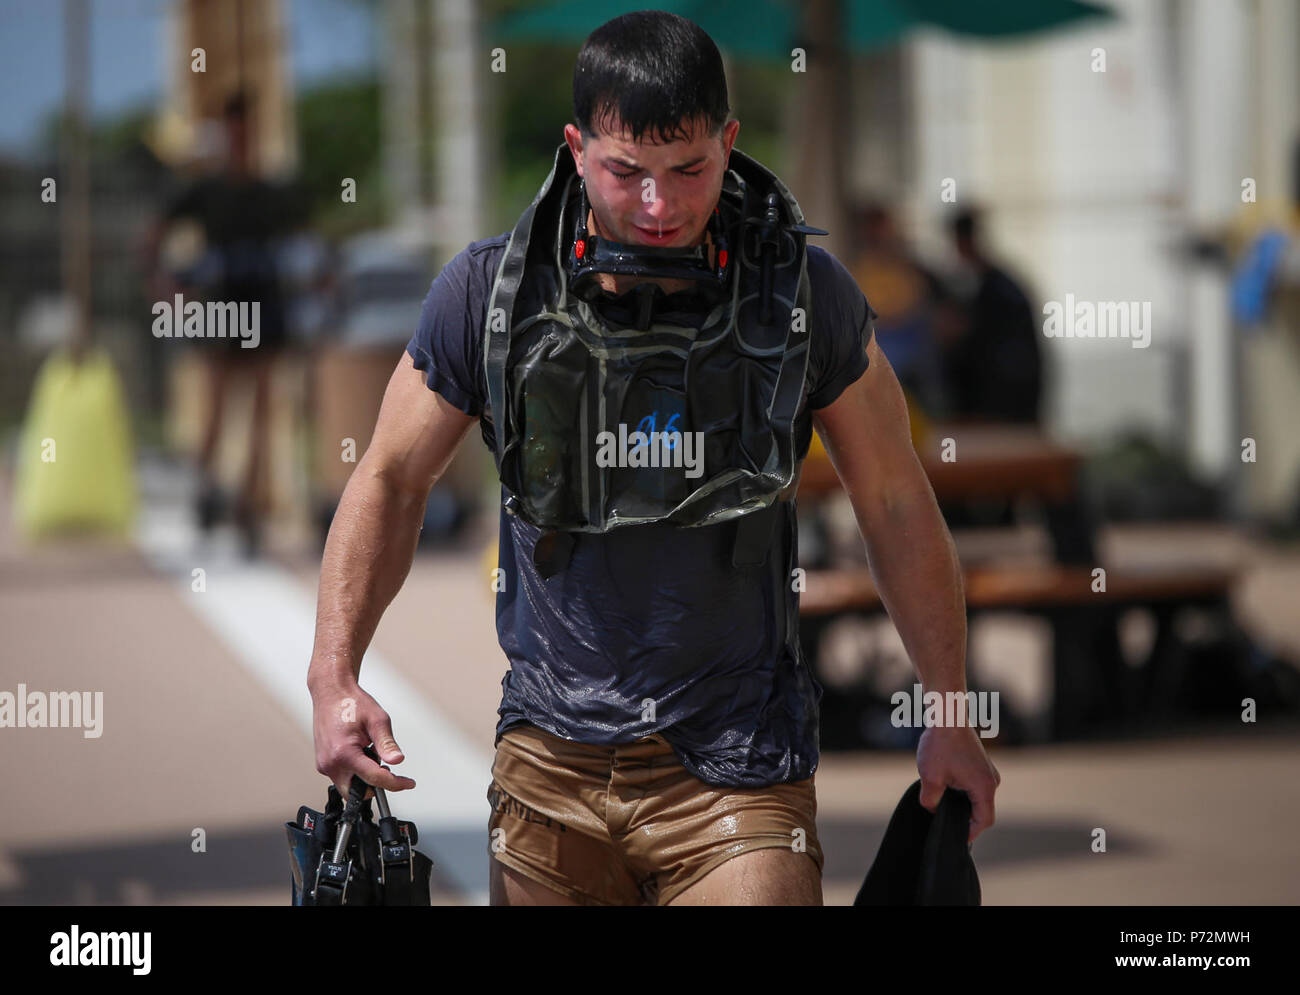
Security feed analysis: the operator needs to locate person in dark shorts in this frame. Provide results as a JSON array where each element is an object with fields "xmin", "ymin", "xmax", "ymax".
[
  {"xmin": 147, "ymin": 91, "xmax": 301, "ymax": 555},
  {"xmin": 307, "ymin": 12, "xmax": 1000, "ymax": 905}
]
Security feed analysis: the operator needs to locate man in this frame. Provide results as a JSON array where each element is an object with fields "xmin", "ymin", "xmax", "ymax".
[
  {"xmin": 308, "ymin": 11, "xmax": 999, "ymax": 906},
  {"xmin": 942, "ymin": 207, "xmax": 1043, "ymax": 424}
]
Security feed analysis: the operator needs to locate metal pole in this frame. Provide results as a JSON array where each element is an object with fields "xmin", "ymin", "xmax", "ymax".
[{"xmin": 62, "ymin": 0, "xmax": 92, "ymax": 362}]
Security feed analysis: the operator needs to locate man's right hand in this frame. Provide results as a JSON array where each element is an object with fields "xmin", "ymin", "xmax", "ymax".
[
  {"xmin": 311, "ymin": 680, "xmax": 416, "ymax": 798},
  {"xmin": 306, "ymin": 352, "xmax": 478, "ymax": 799}
]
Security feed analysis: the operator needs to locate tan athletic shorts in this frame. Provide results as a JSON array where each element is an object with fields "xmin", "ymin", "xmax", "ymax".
[{"xmin": 486, "ymin": 722, "xmax": 823, "ymax": 905}]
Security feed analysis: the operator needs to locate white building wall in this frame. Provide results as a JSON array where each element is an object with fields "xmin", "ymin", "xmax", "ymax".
[{"xmin": 906, "ymin": 0, "xmax": 1189, "ymax": 449}]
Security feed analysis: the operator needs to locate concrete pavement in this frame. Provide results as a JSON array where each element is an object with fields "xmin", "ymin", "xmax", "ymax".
[{"xmin": 2, "ymin": 453, "xmax": 1297, "ymax": 905}]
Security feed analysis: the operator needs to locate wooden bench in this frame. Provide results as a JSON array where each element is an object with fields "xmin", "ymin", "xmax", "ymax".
[
  {"xmin": 798, "ymin": 424, "xmax": 1099, "ymax": 564},
  {"xmin": 798, "ymin": 563, "xmax": 1239, "ymax": 741},
  {"xmin": 799, "ymin": 425, "xmax": 1084, "ymax": 504},
  {"xmin": 800, "ymin": 564, "xmax": 1236, "ymax": 616}
]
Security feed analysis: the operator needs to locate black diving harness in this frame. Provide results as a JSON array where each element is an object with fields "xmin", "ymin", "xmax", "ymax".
[
  {"xmin": 567, "ymin": 178, "xmax": 827, "ymax": 328},
  {"xmin": 516, "ymin": 180, "xmax": 828, "ymax": 579}
]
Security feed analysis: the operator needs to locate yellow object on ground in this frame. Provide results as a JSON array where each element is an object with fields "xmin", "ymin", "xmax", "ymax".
[{"xmin": 14, "ymin": 347, "xmax": 136, "ymax": 538}]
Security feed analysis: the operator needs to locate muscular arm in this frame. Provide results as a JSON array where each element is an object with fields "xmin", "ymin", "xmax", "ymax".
[
  {"xmin": 811, "ymin": 334, "xmax": 967, "ymax": 695},
  {"xmin": 306, "ymin": 349, "xmax": 478, "ymax": 792},
  {"xmin": 308, "ymin": 349, "xmax": 477, "ymax": 688},
  {"xmin": 812, "ymin": 333, "xmax": 999, "ymax": 839}
]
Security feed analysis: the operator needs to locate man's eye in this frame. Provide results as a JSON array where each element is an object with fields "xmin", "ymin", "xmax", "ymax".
[
  {"xmin": 610, "ymin": 168, "xmax": 637, "ymax": 179},
  {"xmin": 678, "ymin": 169, "xmax": 703, "ymax": 177}
]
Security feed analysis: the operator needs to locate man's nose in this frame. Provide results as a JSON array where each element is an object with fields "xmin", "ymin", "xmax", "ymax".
[{"xmin": 641, "ymin": 179, "xmax": 674, "ymax": 217}]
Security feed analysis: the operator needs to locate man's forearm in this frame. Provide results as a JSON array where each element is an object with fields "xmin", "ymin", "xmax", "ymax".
[
  {"xmin": 856, "ymin": 489, "xmax": 968, "ymax": 694},
  {"xmin": 307, "ymin": 460, "xmax": 428, "ymax": 693}
]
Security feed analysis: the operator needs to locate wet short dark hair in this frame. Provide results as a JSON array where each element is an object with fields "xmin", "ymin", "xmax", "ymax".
[{"xmin": 572, "ymin": 11, "xmax": 730, "ymax": 144}]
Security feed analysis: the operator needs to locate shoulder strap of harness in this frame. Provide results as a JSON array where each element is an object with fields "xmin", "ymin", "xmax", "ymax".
[{"xmin": 484, "ymin": 145, "xmax": 570, "ymax": 494}]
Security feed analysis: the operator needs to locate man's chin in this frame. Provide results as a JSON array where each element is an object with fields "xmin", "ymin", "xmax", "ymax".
[{"xmin": 625, "ymin": 224, "xmax": 697, "ymax": 247}]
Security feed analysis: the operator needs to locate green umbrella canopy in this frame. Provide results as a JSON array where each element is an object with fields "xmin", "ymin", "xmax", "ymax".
[
  {"xmin": 494, "ymin": 0, "xmax": 1115, "ymax": 58},
  {"xmin": 851, "ymin": 0, "xmax": 1114, "ymax": 49},
  {"xmin": 495, "ymin": 0, "xmax": 798, "ymax": 58}
]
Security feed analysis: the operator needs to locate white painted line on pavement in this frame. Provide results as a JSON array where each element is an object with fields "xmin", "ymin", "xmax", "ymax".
[{"xmin": 133, "ymin": 470, "xmax": 492, "ymax": 901}]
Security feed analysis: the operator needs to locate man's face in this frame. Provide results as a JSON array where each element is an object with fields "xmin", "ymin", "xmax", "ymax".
[{"xmin": 564, "ymin": 116, "xmax": 740, "ymax": 249}]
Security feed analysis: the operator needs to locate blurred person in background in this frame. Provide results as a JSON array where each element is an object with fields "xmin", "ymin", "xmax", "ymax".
[
  {"xmin": 941, "ymin": 207, "xmax": 1042, "ymax": 425},
  {"xmin": 144, "ymin": 90, "xmax": 303, "ymax": 556},
  {"xmin": 848, "ymin": 202, "xmax": 949, "ymax": 416}
]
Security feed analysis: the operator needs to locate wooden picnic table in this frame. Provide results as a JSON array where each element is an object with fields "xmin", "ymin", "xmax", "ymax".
[
  {"xmin": 794, "ymin": 421, "xmax": 1241, "ymax": 743},
  {"xmin": 799, "ymin": 421, "xmax": 1083, "ymax": 504},
  {"xmin": 799, "ymin": 421, "xmax": 1096, "ymax": 563}
]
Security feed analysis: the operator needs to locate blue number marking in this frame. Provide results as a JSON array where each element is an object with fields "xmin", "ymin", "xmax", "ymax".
[
  {"xmin": 663, "ymin": 412, "xmax": 680, "ymax": 449},
  {"xmin": 628, "ymin": 410, "xmax": 683, "ymax": 450}
]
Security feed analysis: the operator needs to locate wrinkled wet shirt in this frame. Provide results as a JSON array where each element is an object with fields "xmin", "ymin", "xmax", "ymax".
[{"xmin": 407, "ymin": 232, "xmax": 872, "ymax": 787}]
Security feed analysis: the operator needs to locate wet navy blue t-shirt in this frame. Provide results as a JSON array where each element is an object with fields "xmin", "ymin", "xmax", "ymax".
[{"xmin": 406, "ymin": 232, "xmax": 873, "ymax": 788}]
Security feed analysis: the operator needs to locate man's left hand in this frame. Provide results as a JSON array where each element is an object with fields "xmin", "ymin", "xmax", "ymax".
[{"xmin": 916, "ymin": 724, "xmax": 1001, "ymax": 844}]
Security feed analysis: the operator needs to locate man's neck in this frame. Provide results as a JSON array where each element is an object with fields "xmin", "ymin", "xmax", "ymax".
[{"xmin": 587, "ymin": 209, "xmax": 715, "ymax": 296}]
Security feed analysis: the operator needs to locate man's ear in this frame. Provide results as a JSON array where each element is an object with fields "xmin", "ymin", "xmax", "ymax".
[
  {"xmin": 564, "ymin": 123, "xmax": 585, "ymax": 178},
  {"xmin": 722, "ymin": 119, "xmax": 740, "ymax": 160}
]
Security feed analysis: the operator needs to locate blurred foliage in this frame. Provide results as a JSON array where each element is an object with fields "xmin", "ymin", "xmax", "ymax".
[
  {"xmin": 489, "ymin": 39, "xmax": 576, "ymax": 233},
  {"xmin": 296, "ymin": 75, "xmax": 386, "ymax": 237},
  {"xmin": 34, "ymin": 105, "xmax": 161, "ymax": 176},
  {"xmin": 27, "ymin": 3, "xmax": 794, "ymax": 236},
  {"xmin": 726, "ymin": 62, "xmax": 791, "ymax": 172},
  {"xmin": 32, "ymin": 76, "xmax": 386, "ymax": 238}
]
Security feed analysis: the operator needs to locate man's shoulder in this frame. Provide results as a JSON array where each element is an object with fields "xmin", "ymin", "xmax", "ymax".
[
  {"xmin": 806, "ymin": 244, "xmax": 861, "ymax": 295},
  {"xmin": 805, "ymin": 243, "xmax": 876, "ymax": 324},
  {"xmin": 424, "ymin": 233, "xmax": 512, "ymax": 325},
  {"xmin": 437, "ymin": 231, "xmax": 511, "ymax": 287},
  {"xmin": 466, "ymin": 231, "xmax": 512, "ymax": 259},
  {"xmin": 461, "ymin": 232, "xmax": 511, "ymax": 277}
]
